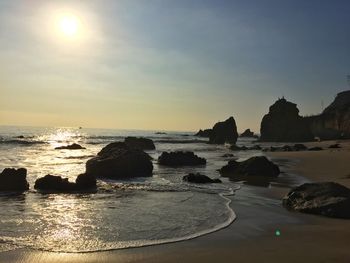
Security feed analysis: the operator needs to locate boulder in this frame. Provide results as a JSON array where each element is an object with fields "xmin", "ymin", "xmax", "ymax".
[
  {"xmin": 260, "ymin": 98, "xmax": 314, "ymax": 142},
  {"xmin": 55, "ymin": 143, "xmax": 86, "ymax": 150},
  {"xmin": 282, "ymin": 182, "xmax": 350, "ymax": 218},
  {"xmin": 158, "ymin": 151, "xmax": 206, "ymax": 166},
  {"xmin": 308, "ymin": 147, "xmax": 323, "ymax": 151},
  {"xmin": 34, "ymin": 174, "xmax": 76, "ymax": 192},
  {"xmin": 219, "ymin": 156, "xmax": 280, "ymax": 178},
  {"xmin": 240, "ymin": 129, "xmax": 255, "ymax": 137},
  {"xmin": 86, "ymin": 142, "xmax": 153, "ymax": 179},
  {"xmin": 0, "ymin": 168, "xmax": 29, "ymax": 192},
  {"xmin": 183, "ymin": 173, "xmax": 221, "ymax": 184},
  {"xmin": 76, "ymin": 173, "xmax": 97, "ymax": 189},
  {"xmin": 195, "ymin": 129, "xmax": 212, "ymax": 138},
  {"xmin": 124, "ymin": 137, "xmax": 155, "ymax": 150},
  {"xmin": 209, "ymin": 117, "xmax": 238, "ymax": 144},
  {"xmin": 329, "ymin": 143, "xmax": 341, "ymax": 149}
]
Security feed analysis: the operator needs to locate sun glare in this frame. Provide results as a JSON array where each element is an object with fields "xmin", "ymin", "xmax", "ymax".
[{"xmin": 56, "ymin": 14, "xmax": 80, "ymax": 38}]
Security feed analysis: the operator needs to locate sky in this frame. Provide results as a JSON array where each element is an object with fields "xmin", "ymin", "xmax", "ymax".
[{"xmin": 0, "ymin": 0, "xmax": 349, "ymax": 132}]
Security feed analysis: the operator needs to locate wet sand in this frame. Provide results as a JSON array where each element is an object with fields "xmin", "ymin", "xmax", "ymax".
[{"xmin": 2, "ymin": 140, "xmax": 350, "ymax": 262}]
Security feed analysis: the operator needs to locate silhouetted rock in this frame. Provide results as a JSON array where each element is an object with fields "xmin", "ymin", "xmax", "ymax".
[
  {"xmin": 283, "ymin": 182, "xmax": 350, "ymax": 218},
  {"xmin": 240, "ymin": 129, "xmax": 255, "ymax": 137},
  {"xmin": 209, "ymin": 117, "xmax": 238, "ymax": 144},
  {"xmin": 86, "ymin": 142, "xmax": 153, "ymax": 179},
  {"xmin": 219, "ymin": 156, "xmax": 280, "ymax": 178},
  {"xmin": 329, "ymin": 143, "xmax": 341, "ymax": 149},
  {"xmin": 195, "ymin": 129, "xmax": 212, "ymax": 138},
  {"xmin": 183, "ymin": 173, "xmax": 221, "ymax": 184},
  {"xmin": 0, "ymin": 168, "xmax": 29, "ymax": 192},
  {"xmin": 230, "ymin": 145, "xmax": 261, "ymax": 151},
  {"xmin": 158, "ymin": 151, "xmax": 206, "ymax": 166},
  {"xmin": 75, "ymin": 173, "xmax": 97, "ymax": 189},
  {"xmin": 124, "ymin": 137, "xmax": 155, "ymax": 150},
  {"xmin": 55, "ymin": 143, "xmax": 86, "ymax": 150},
  {"xmin": 16, "ymin": 135, "xmax": 25, "ymax": 139},
  {"xmin": 293, "ymin": 143, "xmax": 308, "ymax": 151},
  {"xmin": 260, "ymin": 98, "xmax": 314, "ymax": 142},
  {"xmin": 155, "ymin": 132, "xmax": 167, "ymax": 135},
  {"xmin": 308, "ymin": 147, "xmax": 323, "ymax": 151}
]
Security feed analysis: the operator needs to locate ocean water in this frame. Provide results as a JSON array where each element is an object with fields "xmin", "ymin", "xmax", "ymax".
[{"xmin": 0, "ymin": 126, "xmax": 304, "ymax": 253}]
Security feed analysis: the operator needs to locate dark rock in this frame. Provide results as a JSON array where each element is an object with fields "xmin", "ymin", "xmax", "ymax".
[
  {"xmin": 308, "ymin": 147, "xmax": 323, "ymax": 151},
  {"xmin": 86, "ymin": 142, "xmax": 153, "ymax": 179},
  {"xmin": 0, "ymin": 168, "xmax": 29, "ymax": 192},
  {"xmin": 16, "ymin": 135, "xmax": 25, "ymax": 139},
  {"xmin": 183, "ymin": 173, "xmax": 221, "ymax": 184},
  {"xmin": 34, "ymin": 174, "xmax": 76, "ymax": 192},
  {"xmin": 124, "ymin": 137, "xmax": 155, "ymax": 150},
  {"xmin": 195, "ymin": 129, "xmax": 212, "ymax": 138},
  {"xmin": 55, "ymin": 143, "xmax": 86, "ymax": 150},
  {"xmin": 76, "ymin": 173, "xmax": 97, "ymax": 189},
  {"xmin": 222, "ymin": 153, "xmax": 235, "ymax": 158},
  {"xmin": 155, "ymin": 132, "xmax": 167, "ymax": 135},
  {"xmin": 282, "ymin": 182, "xmax": 350, "ymax": 218},
  {"xmin": 240, "ymin": 129, "xmax": 255, "ymax": 137},
  {"xmin": 219, "ymin": 156, "xmax": 280, "ymax": 178},
  {"xmin": 329, "ymin": 143, "xmax": 341, "ymax": 149},
  {"xmin": 230, "ymin": 145, "xmax": 261, "ymax": 151},
  {"xmin": 293, "ymin": 144, "xmax": 308, "ymax": 151},
  {"xmin": 209, "ymin": 117, "xmax": 238, "ymax": 144},
  {"xmin": 260, "ymin": 97, "xmax": 314, "ymax": 142},
  {"xmin": 158, "ymin": 151, "xmax": 206, "ymax": 166}
]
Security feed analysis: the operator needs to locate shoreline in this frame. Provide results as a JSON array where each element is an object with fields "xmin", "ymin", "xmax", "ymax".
[{"xmin": 2, "ymin": 140, "xmax": 350, "ymax": 262}]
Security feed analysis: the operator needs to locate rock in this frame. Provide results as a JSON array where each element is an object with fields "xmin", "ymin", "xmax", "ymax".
[
  {"xmin": 209, "ymin": 117, "xmax": 238, "ymax": 144},
  {"xmin": 219, "ymin": 156, "xmax": 280, "ymax": 178},
  {"xmin": 260, "ymin": 97, "xmax": 314, "ymax": 142},
  {"xmin": 0, "ymin": 168, "xmax": 29, "ymax": 192},
  {"xmin": 230, "ymin": 145, "xmax": 261, "ymax": 151},
  {"xmin": 293, "ymin": 144, "xmax": 308, "ymax": 151},
  {"xmin": 222, "ymin": 153, "xmax": 235, "ymax": 158},
  {"xmin": 155, "ymin": 132, "xmax": 167, "ymax": 135},
  {"xmin": 195, "ymin": 129, "xmax": 212, "ymax": 137},
  {"xmin": 55, "ymin": 143, "xmax": 86, "ymax": 150},
  {"xmin": 34, "ymin": 174, "xmax": 76, "ymax": 192},
  {"xmin": 329, "ymin": 143, "xmax": 341, "ymax": 149},
  {"xmin": 183, "ymin": 173, "xmax": 221, "ymax": 184},
  {"xmin": 308, "ymin": 147, "xmax": 323, "ymax": 151},
  {"xmin": 282, "ymin": 182, "xmax": 350, "ymax": 218},
  {"xmin": 75, "ymin": 173, "xmax": 97, "ymax": 189},
  {"xmin": 158, "ymin": 151, "xmax": 206, "ymax": 166},
  {"xmin": 240, "ymin": 129, "xmax": 255, "ymax": 137},
  {"xmin": 85, "ymin": 142, "xmax": 153, "ymax": 179},
  {"xmin": 124, "ymin": 137, "xmax": 155, "ymax": 150}
]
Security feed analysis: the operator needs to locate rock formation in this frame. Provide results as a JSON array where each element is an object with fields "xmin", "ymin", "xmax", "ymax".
[
  {"xmin": 283, "ymin": 182, "xmax": 350, "ymax": 218},
  {"xmin": 240, "ymin": 129, "xmax": 255, "ymax": 137},
  {"xmin": 0, "ymin": 168, "xmax": 29, "ymax": 192},
  {"xmin": 209, "ymin": 117, "xmax": 238, "ymax": 144},
  {"xmin": 124, "ymin": 137, "xmax": 155, "ymax": 150},
  {"xmin": 158, "ymin": 151, "xmax": 206, "ymax": 166},
  {"xmin": 183, "ymin": 173, "xmax": 221, "ymax": 184},
  {"xmin": 195, "ymin": 129, "xmax": 212, "ymax": 138},
  {"xmin": 55, "ymin": 143, "xmax": 86, "ymax": 150}
]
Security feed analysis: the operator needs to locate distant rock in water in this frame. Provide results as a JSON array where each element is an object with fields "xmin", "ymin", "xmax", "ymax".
[
  {"xmin": 183, "ymin": 173, "xmax": 221, "ymax": 184},
  {"xmin": 209, "ymin": 117, "xmax": 238, "ymax": 144},
  {"xmin": 34, "ymin": 174, "xmax": 97, "ymax": 193},
  {"xmin": 195, "ymin": 129, "xmax": 212, "ymax": 138},
  {"xmin": 55, "ymin": 143, "xmax": 86, "ymax": 150},
  {"xmin": 240, "ymin": 129, "xmax": 255, "ymax": 138},
  {"xmin": 0, "ymin": 168, "xmax": 29, "ymax": 192},
  {"xmin": 230, "ymin": 145, "xmax": 261, "ymax": 151},
  {"xmin": 329, "ymin": 143, "xmax": 341, "ymax": 149},
  {"xmin": 124, "ymin": 137, "xmax": 155, "ymax": 150},
  {"xmin": 155, "ymin": 132, "xmax": 167, "ymax": 135},
  {"xmin": 262, "ymin": 143, "xmax": 309, "ymax": 152},
  {"xmin": 219, "ymin": 156, "xmax": 280, "ymax": 178},
  {"xmin": 308, "ymin": 146, "xmax": 323, "ymax": 151},
  {"xmin": 158, "ymin": 151, "xmax": 206, "ymax": 166},
  {"xmin": 260, "ymin": 97, "xmax": 314, "ymax": 142},
  {"xmin": 86, "ymin": 142, "xmax": 153, "ymax": 179},
  {"xmin": 283, "ymin": 182, "xmax": 350, "ymax": 218}
]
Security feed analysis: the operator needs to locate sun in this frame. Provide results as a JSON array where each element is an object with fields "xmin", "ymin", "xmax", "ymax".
[{"xmin": 57, "ymin": 14, "xmax": 80, "ymax": 37}]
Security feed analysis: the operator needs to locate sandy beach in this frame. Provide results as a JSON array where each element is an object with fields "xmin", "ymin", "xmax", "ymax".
[{"xmin": 1, "ymin": 140, "xmax": 350, "ymax": 263}]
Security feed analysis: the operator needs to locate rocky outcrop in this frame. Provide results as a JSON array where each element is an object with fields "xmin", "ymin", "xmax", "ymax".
[
  {"xmin": 260, "ymin": 98, "xmax": 314, "ymax": 142},
  {"xmin": 0, "ymin": 168, "xmax": 29, "ymax": 192},
  {"xmin": 195, "ymin": 129, "xmax": 212, "ymax": 138},
  {"xmin": 209, "ymin": 117, "xmax": 238, "ymax": 144},
  {"xmin": 158, "ymin": 151, "xmax": 206, "ymax": 166},
  {"xmin": 55, "ymin": 143, "xmax": 86, "ymax": 150},
  {"xmin": 240, "ymin": 129, "xmax": 255, "ymax": 138},
  {"xmin": 183, "ymin": 173, "xmax": 221, "ymax": 184},
  {"xmin": 230, "ymin": 145, "xmax": 262, "ymax": 151},
  {"xmin": 124, "ymin": 137, "xmax": 155, "ymax": 150},
  {"xmin": 85, "ymin": 142, "xmax": 153, "ymax": 179},
  {"xmin": 219, "ymin": 156, "xmax": 280, "ymax": 178},
  {"xmin": 283, "ymin": 182, "xmax": 350, "ymax": 218}
]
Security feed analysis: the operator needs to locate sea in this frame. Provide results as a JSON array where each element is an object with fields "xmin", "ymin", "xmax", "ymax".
[{"xmin": 0, "ymin": 126, "xmax": 308, "ymax": 253}]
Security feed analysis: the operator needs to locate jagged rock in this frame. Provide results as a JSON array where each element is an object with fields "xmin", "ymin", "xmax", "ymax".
[
  {"xmin": 0, "ymin": 168, "xmax": 29, "ymax": 192},
  {"xmin": 85, "ymin": 142, "xmax": 153, "ymax": 179},
  {"xmin": 240, "ymin": 129, "xmax": 255, "ymax": 137},
  {"xmin": 209, "ymin": 117, "xmax": 238, "ymax": 144},
  {"xmin": 329, "ymin": 143, "xmax": 341, "ymax": 149},
  {"xmin": 195, "ymin": 129, "xmax": 212, "ymax": 138},
  {"xmin": 158, "ymin": 151, "xmax": 206, "ymax": 166},
  {"xmin": 55, "ymin": 143, "xmax": 86, "ymax": 150},
  {"xmin": 183, "ymin": 173, "xmax": 221, "ymax": 184},
  {"xmin": 283, "ymin": 182, "xmax": 350, "ymax": 218},
  {"xmin": 260, "ymin": 98, "xmax": 314, "ymax": 142},
  {"xmin": 219, "ymin": 156, "xmax": 280, "ymax": 178},
  {"xmin": 124, "ymin": 137, "xmax": 155, "ymax": 150}
]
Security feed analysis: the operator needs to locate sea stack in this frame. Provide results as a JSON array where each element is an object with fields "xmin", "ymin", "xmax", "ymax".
[{"xmin": 209, "ymin": 117, "xmax": 238, "ymax": 144}]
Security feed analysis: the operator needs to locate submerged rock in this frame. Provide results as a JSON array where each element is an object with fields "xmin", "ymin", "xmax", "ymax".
[
  {"xmin": 124, "ymin": 137, "xmax": 155, "ymax": 150},
  {"xmin": 86, "ymin": 142, "xmax": 153, "ymax": 179},
  {"xmin": 158, "ymin": 151, "xmax": 206, "ymax": 166},
  {"xmin": 55, "ymin": 143, "xmax": 86, "ymax": 150},
  {"xmin": 219, "ymin": 156, "xmax": 280, "ymax": 178},
  {"xmin": 209, "ymin": 117, "xmax": 238, "ymax": 144},
  {"xmin": 308, "ymin": 147, "xmax": 323, "ymax": 151},
  {"xmin": 283, "ymin": 182, "xmax": 350, "ymax": 218},
  {"xmin": 183, "ymin": 173, "xmax": 221, "ymax": 184},
  {"xmin": 0, "ymin": 168, "xmax": 29, "ymax": 192}
]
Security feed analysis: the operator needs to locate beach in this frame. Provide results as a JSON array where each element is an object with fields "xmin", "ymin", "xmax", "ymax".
[{"xmin": 1, "ymin": 140, "xmax": 350, "ymax": 262}]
